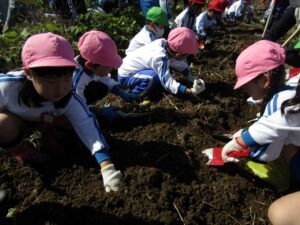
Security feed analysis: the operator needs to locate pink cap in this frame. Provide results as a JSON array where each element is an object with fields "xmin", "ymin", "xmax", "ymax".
[
  {"xmin": 234, "ymin": 40, "xmax": 286, "ymax": 89},
  {"xmin": 78, "ymin": 31, "xmax": 122, "ymax": 68},
  {"xmin": 167, "ymin": 27, "xmax": 198, "ymax": 55},
  {"xmin": 22, "ymin": 32, "xmax": 78, "ymax": 68}
]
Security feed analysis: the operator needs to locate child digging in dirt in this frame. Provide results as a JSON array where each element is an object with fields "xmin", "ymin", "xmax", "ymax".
[
  {"xmin": 174, "ymin": 0, "xmax": 206, "ymax": 30},
  {"xmin": 219, "ymin": 40, "xmax": 300, "ymax": 224},
  {"xmin": 225, "ymin": 0, "xmax": 255, "ymax": 24},
  {"xmin": 125, "ymin": 6, "xmax": 169, "ymax": 55},
  {"xmin": 118, "ymin": 27, "xmax": 205, "ymax": 103},
  {"xmin": 0, "ymin": 32, "xmax": 122, "ymax": 193},
  {"xmin": 140, "ymin": 0, "xmax": 175, "ymax": 28},
  {"xmin": 195, "ymin": 0, "xmax": 228, "ymax": 49},
  {"xmin": 73, "ymin": 30, "xmax": 145, "ymax": 126}
]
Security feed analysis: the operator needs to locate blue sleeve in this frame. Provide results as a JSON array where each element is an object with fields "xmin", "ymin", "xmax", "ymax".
[
  {"xmin": 94, "ymin": 148, "xmax": 110, "ymax": 163},
  {"xmin": 178, "ymin": 85, "xmax": 187, "ymax": 94},
  {"xmin": 241, "ymin": 130, "xmax": 259, "ymax": 147}
]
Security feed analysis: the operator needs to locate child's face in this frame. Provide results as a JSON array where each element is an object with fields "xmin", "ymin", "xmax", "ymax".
[
  {"xmin": 91, "ymin": 64, "xmax": 113, "ymax": 77},
  {"xmin": 207, "ymin": 10, "xmax": 220, "ymax": 19},
  {"xmin": 25, "ymin": 68, "xmax": 74, "ymax": 102},
  {"xmin": 241, "ymin": 75, "xmax": 268, "ymax": 100},
  {"xmin": 174, "ymin": 53, "xmax": 188, "ymax": 60}
]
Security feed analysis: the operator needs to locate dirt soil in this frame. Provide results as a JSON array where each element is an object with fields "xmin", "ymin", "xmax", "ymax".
[{"xmin": 0, "ymin": 9, "xmax": 289, "ymax": 225}]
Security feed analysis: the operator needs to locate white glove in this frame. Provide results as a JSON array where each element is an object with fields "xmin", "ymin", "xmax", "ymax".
[
  {"xmin": 221, "ymin": 137, "xmax": 247, "ymax": 163},
  {"xmin": 191, "ymin": 79, "xmax": 205, "ymax": 96},
  {"xmin": 101, "ymin": 164, "xmax": 122, "ymax": 192},
  {"xmin": 232, "ymin": 129, "xmax": 245, "ymax": 139},
  {"xmin": 187, "ymin": 73, "xmax": 199, "ymax": 83}
]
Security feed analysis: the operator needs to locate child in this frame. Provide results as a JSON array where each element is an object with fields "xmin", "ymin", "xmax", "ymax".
[
  {"xmin": 74, "ymin": 30, "xmax": 140, "ymax": 104},
  {"xmin": 0, "ymin": 32, "xmax": 122, "ymax": 193},
  {"xmin": 225, "ymin": 0, "xmax": 254, "ymax": 24},
  {"xmin": 263, "ymin": 5, "xmax": 297, "ymax": 41},
  {"xmin": 260, "ymin": 0, "xmax": 289, "ymax": 30},
  {"xmin": 174, "ymin": 0, "xmax": 205, "ymax": 30},
  {"xmin": 139, "ymin": 0, "xmax": 176, "ymax": 28},
  {"xmin": 125, "ymin": 6, "xmax": 169, "ymax": 55},
  {"xmin": 195, "ymin": 0, "xmax": 228, "ymax": 49},
  {"xmin": 118, "ymin": 27, "xmax": 205, "ymax": 101},
  {"xmin": 219, "ymin": 40, "xmax": 300, "ymax": 224}
]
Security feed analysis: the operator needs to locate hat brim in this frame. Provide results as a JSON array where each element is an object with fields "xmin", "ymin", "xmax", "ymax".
[
  {"xmin": 234, "ymin": 73, "xmax": 260, "ymax": 89},
  {"xmin": 234, "ymin": 78, "xmax": 248, "ymax": 89},
  {"xmin": 26, "ymin": 57, "xmax": 78, "ymax": 68}
]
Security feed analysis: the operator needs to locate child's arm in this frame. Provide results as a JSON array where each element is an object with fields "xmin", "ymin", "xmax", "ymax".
[{"xmin": 64, "ymin": 93, "xmax": 122, "ymax": 192}]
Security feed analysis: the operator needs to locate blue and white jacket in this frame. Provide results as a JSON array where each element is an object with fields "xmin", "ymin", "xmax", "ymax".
[
  {"xmin": 0, "ymin": 71, "xmax": 110, "ymax": 163},
  {"xmin": 175, "ymin": 7, "xmax": 198, "ymax": 31},
  {"xmin": 125, "ymin": 26, "xmax": 157, "ymax": 55},
  {"xmin": 195, "ymin": 11, "xmax": 218, "ymax": 38},
  {"xmin": 118, "ymin": 39, "xmax": 189, "ymax": 95},
  {"xmin": 242, "ymin": 75, "xmax": 300, "ymax": 161},
  {"xmin": 72, "ymin": 64, "xmax": 117, "ymax": 103}
]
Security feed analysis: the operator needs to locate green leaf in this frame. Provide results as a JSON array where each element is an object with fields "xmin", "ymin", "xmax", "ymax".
[
  {"xmin": 2, "ymin": 31, "xmax": 18, "ymax": 39},
  {"xmin": 45, "ymin": 23, "xmax": 59, "ymax": 32},
  {"xmin": 20, "ymin": 28, "xmax": 30, "ymax": 39}
]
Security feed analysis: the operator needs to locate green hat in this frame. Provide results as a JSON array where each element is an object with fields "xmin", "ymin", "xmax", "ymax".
[{"xmin": 146, "ymin": 7, "xmax": 169, "ymax": 27}]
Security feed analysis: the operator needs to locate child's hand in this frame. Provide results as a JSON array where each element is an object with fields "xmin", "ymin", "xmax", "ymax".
[
  {"xmin": 101, "ymin": 164, "xmax": 122, "ymax": 192},
  {"xmin": 191, "ymin": 79, "xmax": 205, "ymax": 96},
  {"xmin": 222, "ymin": 137, "xmax": 247, "ymax": 163}
]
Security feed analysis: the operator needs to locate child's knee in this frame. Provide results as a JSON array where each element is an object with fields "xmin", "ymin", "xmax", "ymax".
[
  {"xmin": 268, "ymin": 200, "xmax": 287, "ymax": 225},
  {"xmin": 0, "ymin": 113, "xmax": 24, "ymax": 141}
]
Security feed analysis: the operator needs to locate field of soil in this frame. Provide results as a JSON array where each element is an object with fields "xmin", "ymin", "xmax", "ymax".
[{"xmin": 0, "ymin": 2, "xmax": 292, "ymax": 225}]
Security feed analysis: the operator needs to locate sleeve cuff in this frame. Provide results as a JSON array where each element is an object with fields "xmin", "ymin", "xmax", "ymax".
[
  {"xmin": 178, "ymin": 85, "xmax": 187, "ymax": 94},
  {"xmin": 241, "ymin": 130, "xmax": 258, "ymax": 147},
  {"xmin": 94, "ymin": 149, "xmax": 110, "ymax": 163}
]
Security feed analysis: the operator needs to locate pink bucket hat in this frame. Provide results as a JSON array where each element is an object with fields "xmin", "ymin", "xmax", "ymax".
[
  {"xmin": 167, "ymin": 27, "xmax": 198, "ymax": 55},
  {"xmin": 78, "ymin": 31, "xmax": 122, "ymax": 68},
  {"xmin": 22, "ymin": 32, "xmax": 78, "ymax": 68},
  {"xmin": 234, "ymin": 40, "xmax": 286, "ymax": 89}
]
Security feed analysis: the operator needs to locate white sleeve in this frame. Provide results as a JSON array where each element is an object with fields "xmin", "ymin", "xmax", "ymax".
[
  {"xmin": 195, "ymin": 13, "xmax": 207, "ymax": 37},
  {"xmin": 175, "ymin": 11, "xmax": 185, "ymax": 27},
  {"xmin": 151, "ymin": 56, "xmax": 181, "ymax": 94},
  {"xmin": 248, "ymin": 105, "xmax": 300, "ymax": 145},
  {"xmin": 64, "ymin": 93, "xmax": 109, "ymax": 155}
]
